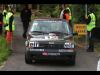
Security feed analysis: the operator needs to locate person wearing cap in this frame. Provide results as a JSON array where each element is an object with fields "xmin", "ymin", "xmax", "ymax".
[
  {"xmin": 63, "ymin": 6, "xmax": 73, "ymax": 32},
  {"xmin": 85, "ymin": 8, "xmax": 96, "ymax": 52},
  {"xmin": 65, "ymin": 6, "xmax": 72, "ymax": 21},
  {"xmin": 65, "ymin": 5, "xmax": 73, "ymax": 29},
  {"xmin": 63, "ymin": 9, "xmax": 70, "ymax": 24}
]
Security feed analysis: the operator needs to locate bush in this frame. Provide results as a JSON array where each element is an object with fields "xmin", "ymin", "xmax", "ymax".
[
  {"xmin": 52, "ymin": 5, "xmax": 60, "ymax": 18},
  {"xmin": 40, "ymin": 4, "xmax": 59, "ymax": 18}
]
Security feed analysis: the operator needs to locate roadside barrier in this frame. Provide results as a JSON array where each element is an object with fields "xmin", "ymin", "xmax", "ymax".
[
  {"xmin": 74, "ymin": 24, "xmax": 88, "ymax": 49},
  {"xmin": 74, "ymin": 24, "xmax": 87, "ymax": 36}
]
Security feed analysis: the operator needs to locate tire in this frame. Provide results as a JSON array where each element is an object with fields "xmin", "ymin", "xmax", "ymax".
[
  {"xmin": 25, "ymin": 51, "xmax": 33, "ymax": 64},
  {"xmin": 69, "ymin": 55, "xmax": 76, "ymax": 65},
  {"xmin": 65, "ymin": 55, "xmax": 76, "ymax": 66}
]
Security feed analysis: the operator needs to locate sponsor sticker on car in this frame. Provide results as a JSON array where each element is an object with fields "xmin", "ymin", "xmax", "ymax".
[
  {"xmin": 42, "ymin": 52, "xmax": 60, "ymax": 56},
  {"xmin": 48, "ymin": 53, "xmax": 60, "ymax": 56},
  {"xmin": 42, "ymin": 52, "xmax": 48, "ymax": 56}
]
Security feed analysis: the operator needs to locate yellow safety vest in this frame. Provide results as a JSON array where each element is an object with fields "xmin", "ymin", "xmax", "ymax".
[
  {"xmin": 87, "ymin": 13, "xmax": 96, "ymax": 32},
  {"xmin": 3, "ymin": 10, "xmax": 7, "ymax": 15},
  {"xmin": 3, "ymin": 9, "xmax": 7, "ymax": 24},
  {"xmin": 6, "ymin": 12, "xmax": 15, "ymax": 31}
]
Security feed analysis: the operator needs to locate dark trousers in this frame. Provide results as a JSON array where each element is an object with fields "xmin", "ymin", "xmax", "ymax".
[
  {"xmin": 22, "ymin": 21, "xmax": 29, "ymax": 38},
  {"xmin": 87, "ymin": 31, "xmax": 94, "ymax": 52}
]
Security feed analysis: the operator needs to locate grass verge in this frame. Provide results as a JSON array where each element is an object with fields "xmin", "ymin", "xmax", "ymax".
[{"xmin": 0, "ymin": 36, "xmax": 11, "ymax": 66}]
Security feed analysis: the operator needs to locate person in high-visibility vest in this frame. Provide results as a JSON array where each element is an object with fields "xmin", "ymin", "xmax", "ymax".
[
  {"xmin": 85, "ymin": 8, "xmax": 96, "ymax": 52},
  {"xmin": 65, "ymin": 5, "xmax": 72, "ymax": 29},
  {"xmin": 60, "ymin": 4, "xmax": 72, "ymax": 20},
  {"xmin": 65, "ymin": 7, "xmax": 72, "ymax": 20},
  {"xmin": 3, "ymin": 6, "xmax": 8, "ymax": 36},
  {"xmin": 63, "ymin": 9, "xmax": 70, "ymax": 24},
  {"xmin": 5, "ymin": 8, "xmax": 15, "ymax": 48}
]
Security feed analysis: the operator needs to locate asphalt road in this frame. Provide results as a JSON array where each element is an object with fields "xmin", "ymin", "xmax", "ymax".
[{"xmin": 0, "ymin": 17, "xmax": 99, "ymax": 71}]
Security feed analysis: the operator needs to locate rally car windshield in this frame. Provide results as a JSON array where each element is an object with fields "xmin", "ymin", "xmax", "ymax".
[{"xmin": 29, "ymin": 20, "xmax": 71, "ymax": 35}]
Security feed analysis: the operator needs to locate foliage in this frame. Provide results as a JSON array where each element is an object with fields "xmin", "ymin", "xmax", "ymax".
[
  {"xmin": 51, "ymin": 5, "xmax": 60, "ymax": 18},
  {"xmin": 0, "ymin": 37, "xmax": 11, "ymax": 65},
  {"xmin": 16, "ymin": 4, "xmax": 100, "ymax": 26},
  {"xmin": 40, "ymin": 4, "xmax": 57, "ymax": 17}
]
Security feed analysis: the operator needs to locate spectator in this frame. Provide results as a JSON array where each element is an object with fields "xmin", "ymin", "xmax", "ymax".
[{"xmin": 20, "ymin": 4, "xmax": 32, "ymax": 39}]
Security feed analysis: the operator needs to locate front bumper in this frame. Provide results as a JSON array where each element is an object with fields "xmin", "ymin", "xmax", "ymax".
[{"xmin": 27, "ymin": 48, "xmax": 76, "ymax": 61}]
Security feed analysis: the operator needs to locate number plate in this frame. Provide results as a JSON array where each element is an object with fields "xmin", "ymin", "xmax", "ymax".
[
  {"xmin": 42, "ymin": 52, "xmax": 60, "ymax": 56},
  {"xmin": 48, "ymin": 53, "xmax": 60, "ymax": 56}
]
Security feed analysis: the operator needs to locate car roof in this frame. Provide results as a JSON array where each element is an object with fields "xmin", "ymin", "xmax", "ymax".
[{"xmin": 34, "ymin": 18, "xmax": 66, "ymax": 21}]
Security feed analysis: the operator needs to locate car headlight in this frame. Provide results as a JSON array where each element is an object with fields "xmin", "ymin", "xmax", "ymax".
[
  {"xmin": 64, "ymin": 42, "xmax": 74, "ymax": 48},
  {"xmin": 29, "ymin": 41, "xmax": 39, "ymax": 48}
]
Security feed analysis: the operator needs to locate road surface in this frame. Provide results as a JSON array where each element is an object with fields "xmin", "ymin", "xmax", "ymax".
[{"xmin": 0, "ymin": 17, "xmax": 99, "ymax": 71}]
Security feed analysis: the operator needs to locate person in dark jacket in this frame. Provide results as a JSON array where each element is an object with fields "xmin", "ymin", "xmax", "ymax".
[{"xmin": 20, "ymin": 5, "xmax": 32, "ymax": 39}]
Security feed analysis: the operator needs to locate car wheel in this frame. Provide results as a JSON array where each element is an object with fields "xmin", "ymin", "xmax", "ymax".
[
  {"xmin": 69, "ymin": 55, "xmax": 76, "ymax": 65},
  {"xmin": 65, "ymin": 55, "xmax": 76, "ymax": 65},
  {"xmin": 25, "ymin": 51, "xmax": 33, "ymax": 64}
]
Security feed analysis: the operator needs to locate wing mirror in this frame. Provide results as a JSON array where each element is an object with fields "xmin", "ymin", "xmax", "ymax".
[{"xmin": 73, "ymin": 33, "xmax": 78, "ymax": 36}]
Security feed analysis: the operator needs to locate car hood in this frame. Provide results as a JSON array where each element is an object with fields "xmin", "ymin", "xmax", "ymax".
[{"xmin": 29, "ymin": 33, "xmax": 72, "ymax": 42}]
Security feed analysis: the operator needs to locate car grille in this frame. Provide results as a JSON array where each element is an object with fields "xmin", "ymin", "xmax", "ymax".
[{"xmin": 35, "ymin": 44, "xmax": 64, "ymax": 49}]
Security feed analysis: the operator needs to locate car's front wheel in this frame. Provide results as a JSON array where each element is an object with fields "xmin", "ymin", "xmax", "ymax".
[
  {"xmin": 69, "ymin": 55, "xmax": 76, "ymax": 65},
  {"xmin": 65, "ymin": 55, "xmax": 76, "ymax": 65},
  {"xmin": 25, "ymin": 51, "xmax": 33, "ymax": 64}
]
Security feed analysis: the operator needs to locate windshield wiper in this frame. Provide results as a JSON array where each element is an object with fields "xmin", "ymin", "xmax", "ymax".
[
  {"xmin": 31, "ymin": 31, "xmax": 48, "ymax": 34},
  {"xmin": 49, "ymin": 31, "xmax": 68, "ymax": 35}
]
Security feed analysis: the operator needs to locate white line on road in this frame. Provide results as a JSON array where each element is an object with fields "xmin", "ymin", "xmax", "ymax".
[{"xmin": 97, "ymin": 59, "xmax": 100, "ymax": 71}]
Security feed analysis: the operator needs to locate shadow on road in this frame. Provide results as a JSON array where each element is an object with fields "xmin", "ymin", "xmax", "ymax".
[{"xmin": 29, "ymin": 60, "xmax": 75, "ymax": 67}]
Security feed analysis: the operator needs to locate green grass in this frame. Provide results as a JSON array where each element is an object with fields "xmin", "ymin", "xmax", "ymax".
[{"xmin": 0, "ymin": 36, "xmax": 11, "ymax": 65}]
